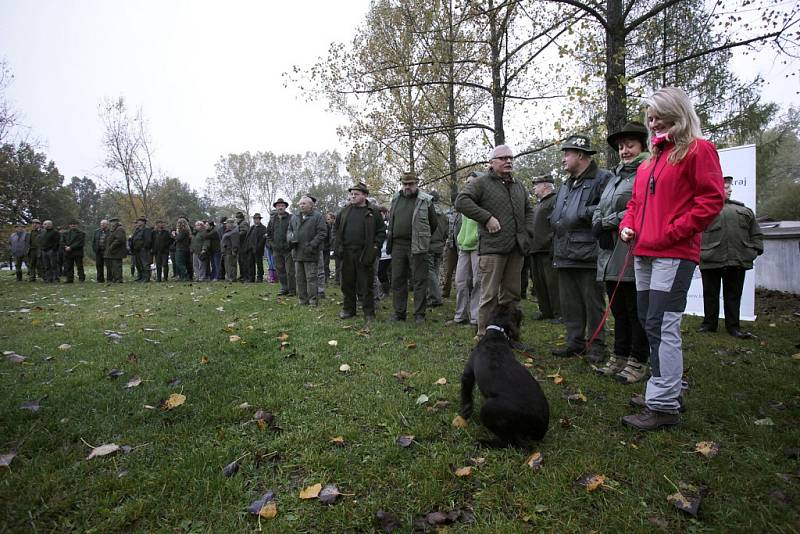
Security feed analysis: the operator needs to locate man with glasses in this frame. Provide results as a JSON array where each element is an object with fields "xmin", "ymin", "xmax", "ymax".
[{"xmin": 455, "ymin": 145, "xmax": 534, "ymax": 337}]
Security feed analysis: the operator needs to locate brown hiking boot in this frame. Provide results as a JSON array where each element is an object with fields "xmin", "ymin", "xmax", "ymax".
[
  {"xmin": 630, "ymin": 394, "xmax": 686, "ymax": 413},
  {"xmin": 614, "ymin": 357, "xmax": 649, "ymax": 384},
  {"xmin": 593, "ymin": 355, "xmax": 625, "ymax": 376},
  {"xmin": 622, "ymin": 408, "xmax": 679, "ymax": 430}
]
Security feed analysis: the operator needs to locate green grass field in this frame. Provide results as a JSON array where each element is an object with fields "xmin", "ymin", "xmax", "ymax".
[{"xmin": 1, "ymin": 269, "xmax": 798, "ymax": 533}]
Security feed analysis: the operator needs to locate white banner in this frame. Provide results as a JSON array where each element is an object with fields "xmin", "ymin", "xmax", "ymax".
[{"xmin": 684, "ymin": 144, "xmax": 757, "ymax": 321}]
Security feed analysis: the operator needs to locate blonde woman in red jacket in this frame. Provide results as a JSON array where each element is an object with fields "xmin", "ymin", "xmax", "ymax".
[{"xmin": 619, "ymin": 87, "xmax": 724, "ymax": 431}]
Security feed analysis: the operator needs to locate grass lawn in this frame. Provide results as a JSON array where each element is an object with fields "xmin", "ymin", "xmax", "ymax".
[{"xmin": 1, "ymin": 269, "xmax": 798, "ymax": 533}]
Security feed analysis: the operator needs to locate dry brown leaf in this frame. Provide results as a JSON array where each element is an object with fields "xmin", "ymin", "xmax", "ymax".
[
  {"xmin": 160, "ymin": 393, "xmax": 186, "ymax": 411},
  {"xmin": 329, "ymin": 436, "xmax": 346, "ymax": 446},
  {"xmin": 0, "ymin": 451, "xmax": 17, "ymax": 468},
  {"xmin": 525, "ymin": 451, "xmax": 544, "ymax": 470},
  {"xmin": 451, "ymin": 415, "xmax": 468, "ymax": 428},
  {"xmin": 258, "ymin": 501, "xmax": 277, "ymax": 519},
  {"xmin": 125, "ymin": 376, "xmax": 142, "ymax": 388},
  {"xmin": 393, "ymin": 370, "xmax": 414, "ymax": 380},
  {"xmin": 405, "ymin": 340, "xmax": 417, "ymax": 349},
  {"xmin": 546, "ymin": 373, "xmax": 564, "ymax": 385},
  {"xmin": 453, "ymin": 466, "xmax": 473, "ymax": 477},
  {"xmin": 694, "ymin": 441, "xmax": 721, "ymax": 458},
  {"xmin": 565, "ymin": 391, "xmax": 587, "ymax": 403},
  {"xmin": 434, "ymin": 377, "xmax": 447, "ymax": 385},
  {"xmin": 299, "ymin": 483, "xmax": 322, "ymax": 499},
  {"xmin": 319, "ymin": 483, "xmax": 341, "ymax": 505},
  {"xmin": 87, "ymin": 443, "xmax": 120, "ymax": 460},
  {"xmin": 576, "ymin": 474, "xmax": 606, "ymax": 491},
  {"xmin": 469, "ymin": 457, "xmax": 486, "ymax": 467},
  {"xmin": 277, "ymin": 332, "xmax": 289, "ymax": 342},
  {"xmin": 200, "ymin": 356, "xmax": 209, "ymax": 364},
  {"xmin": 228, "ymin": 335, "xmax": 241, "ymax": 343}
]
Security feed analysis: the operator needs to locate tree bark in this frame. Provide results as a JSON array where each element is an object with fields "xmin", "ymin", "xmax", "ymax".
[{"xmin": 605, "ymin": 0, "xmax": 627, "ymax": 166}]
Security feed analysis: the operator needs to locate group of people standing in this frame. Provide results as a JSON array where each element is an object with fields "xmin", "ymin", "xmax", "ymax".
[{"xmin": 6, "ymin": 86, "xmax": 764, "ymax": 432}]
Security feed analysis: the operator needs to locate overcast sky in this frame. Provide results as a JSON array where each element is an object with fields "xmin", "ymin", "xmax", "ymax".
[{"xmin": 1, "ymin": 0, "xmax": 797, "ymax": 193}]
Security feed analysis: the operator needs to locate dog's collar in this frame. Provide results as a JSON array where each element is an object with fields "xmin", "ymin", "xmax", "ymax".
[{"xmin": 485, "ymin": 324, "xmax": 507, "ymax": 338}]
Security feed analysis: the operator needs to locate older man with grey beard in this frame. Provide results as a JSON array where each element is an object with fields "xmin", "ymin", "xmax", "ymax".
[{"xmin": 455, "ymin": 145, "xmax": 534, "ymax": 337}]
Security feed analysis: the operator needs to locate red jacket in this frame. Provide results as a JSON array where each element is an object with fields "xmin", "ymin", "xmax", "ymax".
[{"xmin": 620, "ymin": 138, "xmax": 724, "ymax": 263}]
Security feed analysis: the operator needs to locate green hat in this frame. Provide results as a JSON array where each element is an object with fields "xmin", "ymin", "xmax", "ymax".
[
  {"xmin": 607, "ymin": 121, "xmax": 648, "ymax": 150},
  {"xmin": 560, "ymin": 134, "xmax": 596, "ymax": 155},
  {"xmin": 400, "ymin": 171, "xmax": 419, "ymax": 183},
  {"xmin": 348, "ymin": 181, "xmax": 369, "ymax": 195},
  {"xmin": 532, "ymin": 174, "xmax": 554, "ymax": 184}
]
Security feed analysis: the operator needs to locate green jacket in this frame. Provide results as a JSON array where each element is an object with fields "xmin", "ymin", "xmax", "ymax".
[
  {"xmin": 457, "ymin": 217, "xmax": 479, "ymax": 252},
  {"xmin": 335, "ymin": 201, "xmax": 387, "ymax": 266},
  {"xmin": 266, "ymin": 212, "xmax": 292, "ymax": 253},
  {"xmin": 104, "ymin": 224, "xmax": 128, "ymax": 259},
  {"xmin": 530, "ymin": 191, "xmax": 556, "ymax": 254},
  {"xmin": 428, "ymin": 202, "xmax": 449, "ymax": 255},
  {"xmin": 387, "ymin": 190, "xmax": 436, "ymax": 254},
  {"xmin": 700, "ymin": 199, "xmax": 763, "ymax": 270},
  {"xmin": 289, "ymin": 209, "xmax": 327, "ymax": 262},
  {"xmin": 455, "ymin": 170, "xmax": 534, "ymax": 255},
  {"xmin": 190, "ymin": 230, "xmax": 208, "ymax": 255},
  {"xmin": 61, "ymin": 228, "xmax": 86, "ymax": 256},
  {"xmin": 594, "ymin": 153, "xmax": 648, "ymax": 282}
]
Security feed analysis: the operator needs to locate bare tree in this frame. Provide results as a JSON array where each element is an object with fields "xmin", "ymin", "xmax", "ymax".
[
  {"xmin": 98, "ymin": 97, "xmax": 156, "ymax": 218},
  {"xmin": 0, "ymin": 59, "xmax": 18, "ymax": 143},
  {"xmin": 207, "ymin": 152, "xmax": 259, "ymax": 218}
]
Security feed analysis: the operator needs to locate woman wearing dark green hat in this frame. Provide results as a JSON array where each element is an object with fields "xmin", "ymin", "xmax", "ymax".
[{"xmin": 592, "ymin": 121, "xmax": 650, "ymax": 383}]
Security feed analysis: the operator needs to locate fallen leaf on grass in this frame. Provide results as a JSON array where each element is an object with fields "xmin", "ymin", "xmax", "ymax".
[
  {"xmin": 396, "ymin": 435, "xmax": 415, "ymax": 448},
  {"xmin": 54, "ymin": 322, "xmax": 64, "ymax": 327},
  {"xmin": 5, "ymin": 352, "xmax": 26, "ymax": 363},
  {"xmin": 58, "ymin": 344, "xmax": 71, "ymax": 351},
  {"xmin": 108, "ymin": 368, "xmax": 125, "ymax": 379},
  {"xmin": 247, "ymin": 491, "xmax": 276, "ymax": 519},
  {"xmin": 405, "ymin": 340, "xmax": 417, "ymax": 350},
  {"xmin": 576, "ymin": 474, "xmax": 606, "ymax": 492},
  {"xmin": 228, "ymin": 335, "xmax": 241, "ymax": 343},
  {"xmin": 223, "ymin": 460, "xmax": 240, "ymax": 477},
  {"xmin": 0, "ymin": 451, "xmax": 16, "ymax": 468},
  {"xmin": 524, "ymin": 451, "xmax": 543, "ymax": 470},
  {"xmin": 124, "ymin": 376, "xmax": 142, "ymax": 388},
  {"xmin": 469, "ymin": 457, "xmax": 486, "ymax": 467},
  {"xmin": 755, "ymin": 417, "xmax": 775, "ymax": 426},
  {"xmin": 451, "ymin": 415, "xmax": 468, "ymax": 428},
  {"xmin": 667, "ymin": 491, "xmax": 701, "ymax": 516},
  {"xmin": 19, "ymin": 399, "xmax": 41, "ymax": 412},
  {"xmin": 160, "ymin": 393, "xmax": 186, "ymax": 411},
  {"xmin": 299, "ymin": 483, "xmax": 322, "ymax": 499},
  {"xmin": 565, "ymin": 391, "xmax": 587, "ymax": 403},
  {"xmin": 792, "ymin": 352, "xmax": 800, "ymax": 360},
  {"xmin": 339, "ymin": 364, "xmax": 351, "ymax": 372},
  {"xmin": 238, "ymin": 402, "xmax": 252, "ymax": 410},
  {"xmin": 453, "ymin": 466, "xmax": 472, "ymax": 477},
  {"xmin": 277, "ymin": 332, "xmax": 289, "ymax": 342},
  {"xmin": 546, "ymin": 372, "xmax": 564, "ymax": 385},
  {"xmin": 375, "ymin": 510, "xmax": 402, "ymax": 532},
  {"xmin": 694, "ymin": 441, "xmax": 721, "ymax": 458},
  {"xmin": 329, "ymin": 436, "xmax": 346, "ymax": 446},
  {"xmin": 434, "ymin": 377, "xmax": 447, "ymax": 385},
  {"xmin": 393, "ymin": 370, "xmax": 414, "ymax": 380},
  {"xmin": 328, "ymin": 340, "xmax": 338, "ymax": 347},
  {"xmin": 415, "ymin": 394, "xmax": 429, "ymax": 405},
  {"xmin": 199, "ymin": 356, "xmax": 209, "ymax": 364},
  {"xmin": 319, "ymin": 483, "xmax": 341, "ymax": 504},
  {"xmin": 427, "ymin": 399, "xmax": 449, "ymax": 412},
  {"xmin": 87, "ymin": 443, "xmax": 120, "ymax": 460}
]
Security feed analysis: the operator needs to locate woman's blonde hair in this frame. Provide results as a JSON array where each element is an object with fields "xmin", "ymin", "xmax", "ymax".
[{"xmin": 645, "ymin": 87, "xmax": 703, "ymax": 164}]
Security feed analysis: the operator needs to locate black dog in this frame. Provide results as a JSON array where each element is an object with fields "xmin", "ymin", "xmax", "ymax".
[{"xmin": 460, "ymin": 304, "xmax": 549, "ymax": 445}]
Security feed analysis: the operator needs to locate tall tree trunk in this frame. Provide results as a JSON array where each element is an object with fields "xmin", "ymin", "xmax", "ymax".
[
  {"xmin": 488, "ymin": 0, "xmax": 505, "ymax": 146},
  {"xmin": 605, "ymin": 0, "xmax": 627, "ymax": 166}
]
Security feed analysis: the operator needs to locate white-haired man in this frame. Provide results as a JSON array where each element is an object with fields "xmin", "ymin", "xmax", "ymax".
[{"xmin": 455, "ymin": 145, "xmax": 534, "ymax": 337}]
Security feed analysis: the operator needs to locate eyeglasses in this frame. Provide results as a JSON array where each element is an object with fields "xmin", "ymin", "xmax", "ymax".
[{"xmin": 492, "ymin": 156, "xmax": 514, "ymax": 162}]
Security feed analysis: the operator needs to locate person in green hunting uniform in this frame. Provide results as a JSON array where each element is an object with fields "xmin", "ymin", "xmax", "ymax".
[
  {"xmin": 61, "ymin": 219, "xmax": 86, "ymax": 283},
  {"xmin": 104, "ymin": 217, "xmax": 127, "ymax": 283}
]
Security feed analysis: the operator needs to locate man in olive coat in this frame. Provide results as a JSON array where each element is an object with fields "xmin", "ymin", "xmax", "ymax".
[
  {"xmin": 104, "ymin": 217, "xmax": 127, "ymax": 283},
  {"xmin": 426, "ymin": 190, "xmax": 449, "ymax": 308},
  {"xmin": 41, "ymin": 220, "xmax": 61, "ymax": 283},
  {"xmin": 387, "ymin": 172, "xmax": 439, "ymax": 323},
  {"xmin": 61, "ymin": 220, "xmax": 86, "ymax": 283},
  {"xmin": 28, "ymin": 219, "xmax": 44, "ymax": 281},
  {"xmin": 550, "ymin": 135, "xmax": 612, "ymax": 361},
  {"xmin": 245, "ymin": 213, "xmax": 267, "ymax": 282},
  {"xmin": 130, "ymin": 217, "xmax": 154, "ymax": 282},
  {"xmin": 266, "ymin": 199, "xmax": 295, "ymax": 295},
  {"xmin": 235, "ymin": 212, "xmax": 251, "ymax": 282},
  {"xmin": 92, "ymin": 220, "xmax": 110, "ymax": 282},
  {"xmin": 530, "ymin": 175, "xmax": 561, "ymax": 322},
  {"xmin": 289, "ymin": 196, "xmax": 327, "ymax": 305},
  {"xmin": 152, "ymin": 220, "xmax": 173, "ymax": 282},
  {"xmin": 335, "ymin": 182, "xmax": 386, "ymax": 321},
  {"xmin": 455, "ymin": 145, "xmax": 534, "ymax": 336},
  {"xmin": 699, "ymin": 176, "xmax": 764, "ymax": 339}
]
